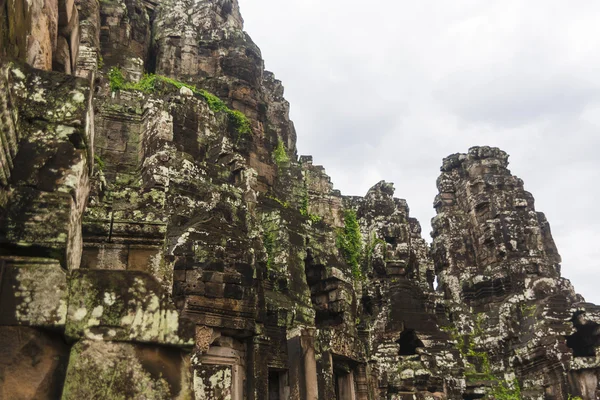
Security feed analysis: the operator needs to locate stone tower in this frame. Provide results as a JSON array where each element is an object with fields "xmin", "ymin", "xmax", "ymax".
[{"xmin": 0, "ymin": 0, "xmax": 598, "ymax": 399}]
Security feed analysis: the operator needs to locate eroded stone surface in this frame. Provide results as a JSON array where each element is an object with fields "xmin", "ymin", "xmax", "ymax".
[
  {"xmin": 0, "ymin": 0, "xmax": 598, "ymax": 399},
  {"xmin": 0, "ymin": 326, "xmax": 70, "ymax": 400},
  {"xmin": 61, "ymin": 340, "xmax": 193, "ymax": 400},
  {"xmin": 66, "ymin": 270, "xmax": 194, "ymax": 345},
  {"xmin": 0, "ymin": 256, "xmax": 67, "ymax": 327}
]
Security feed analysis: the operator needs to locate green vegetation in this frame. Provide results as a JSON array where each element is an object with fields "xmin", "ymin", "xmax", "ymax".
[
  {"xmin": 228, "ymin": 109, "xmax": 251, "ymax": 135},
  {"xmin": 442, "ymin": 315, "xmax": 522, "ymax": 400},
  {"xmin": 300, "ymin": 185, "xmax": 309, "ymax": 216},
  {"xmin": 308, "ymin": 213, "xmax": 322, "ymax": 223},
  {"xmin": 267, "ymin": 194, "xmax": 289, "ymax": 209},
  {"xmin": 263, "ymin": 229, "xmax": 276, "ymax": 271},
  {"xmin": 106, "ymin": 67, "xmax": 252, "ymax": 135},
  {"xmin": 94, "ymin": 154, "xmax": 105, "ymax": 171},
  {"xmin": 108, "ymin": 67, "xmax": 126, "ymax": 92},
  {"xmin": 520, "ymin": 303, "xmax": 537, "ymax": 318},
  {"xmin": 337, "ymin": 209, "xmax": 362, "ymax": 279},
  {"xmin": 568, "ymin": 395, "xmax": 583, "ymax": 400},
  {"xmin": 273, "ymin": 139, "xmax": 289, "ymax": 166},
  {"xmin": 489, "ymin": 379, "xmax": 522, "ymax": 400},
  {"xmin": 298, "ymin": 181, "xmax": 321, "ymax": 223}
]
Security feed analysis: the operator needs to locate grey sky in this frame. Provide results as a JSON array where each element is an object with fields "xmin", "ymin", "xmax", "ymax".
[{"xmin": 239, "ymin": 0, "xmax": 600, "ymax": 304}]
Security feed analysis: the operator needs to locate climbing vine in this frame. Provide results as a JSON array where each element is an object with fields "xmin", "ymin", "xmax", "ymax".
[
  {"xmin": 336, "ymin": 209, "xmax": 362, "ymax": 279},
  {"xmin": 298, "ymin": 179, "xmax": 321, "ymax": 223}
]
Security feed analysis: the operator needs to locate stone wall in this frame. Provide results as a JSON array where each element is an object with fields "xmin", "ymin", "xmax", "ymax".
[{"xmin": 0, "ymin": 0, "xmax": 598, "ymax": 399}]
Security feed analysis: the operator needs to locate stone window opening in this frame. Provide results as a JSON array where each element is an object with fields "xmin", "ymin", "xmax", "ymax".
[
  {"xmin": 566, "ymin": 311, "xmax": 600, "ymax": 358},
  {"xmin": 384, "ymin": 236, "xmax": 397, "ymax": 245},
  {"xmin": 396, "ymin": 329, "xmax": 424, "ymax": 356},
  {"xmin": 268, "ymin": 369, "xmax": 289, "ymax": 400}
]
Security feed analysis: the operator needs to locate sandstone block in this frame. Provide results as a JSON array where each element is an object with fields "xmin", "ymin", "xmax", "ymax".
[
  {"xmin": 0, "ymin": 326, "xmax": 70, "ymax": 400},
  {"xmin": 0, "ymin": 257, "xmax": 67, "ymax": 327},
  {"xmin": 61, "ymin": 340, "xmax": 193, "ymax": 400},
  {"xmin": 65, "ymin": 269, "xmax": 194, "ymax": 345},
  {"xmin": 52, "ymin": 35, "xmax": 71, "ymax": 74},
  {"xmin": 58, "ymin": 0, "xmax": 74, "ymax": 27}
]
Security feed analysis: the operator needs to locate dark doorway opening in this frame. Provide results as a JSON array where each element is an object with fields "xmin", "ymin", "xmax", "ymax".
[
  {"xmin": 397, "ymin": 329, "xmax": 424, "ymax": 356},
  {"xmin": 268, "ymin": 369, "xmax": 289, "ymax": 400},
  {"xmin": 566, "ymin": 311, "xmax": 600, "ymax": 357},
  {"xmin": 333, "ymin": 356, "xmax": 358, "ymax": 400}
]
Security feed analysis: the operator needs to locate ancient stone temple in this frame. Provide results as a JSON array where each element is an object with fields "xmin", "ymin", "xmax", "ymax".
[{"xmin": 0, "ymin": 0, "xmax": 598, "ymax": 399}]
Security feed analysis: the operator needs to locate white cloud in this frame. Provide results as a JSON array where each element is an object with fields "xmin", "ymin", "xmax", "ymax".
[{"xmin": 240, "ymin": 0, "xmax": 600, "ymax": 303}]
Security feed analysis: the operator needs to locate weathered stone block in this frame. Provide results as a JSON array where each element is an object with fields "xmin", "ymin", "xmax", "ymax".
[
  {"xmin": 0, "ymin": 63, "xmax": 92, "ymax": 269},
  {"xmin": 57, "ymin": 0, "xmax": 74, "ymax": 27},
  {"xmin": 66, "ymin": 269, "xmax": 193, "ymax": 345},
  {"xmin": 6, "ymin": 0, "xmax": 58, "ymax": 70},
  {"xmin": 0, "ymin": 326, "xmax": 70, "ymax": 400},
  {"xmin": 0, "ymin": 256, "xmax": 67, "ymax": 327},
  {"xmin": 61, "ymin": 340, "xmax": 193, "ymax": 400},
  {"xmin": 52, "ymin": 35, "xmax": 71, "ymax": 74}
]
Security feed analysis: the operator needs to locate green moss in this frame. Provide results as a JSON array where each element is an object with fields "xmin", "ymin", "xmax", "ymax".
[
  {"xmin": 199, "ymin": 89, "xmax": 228, "ymax": 113},
  {"xmin": 300, "ymin": 185, "xmax": 309, "ymax": 217},
  {"xmin": 308, "ymin": 214, "xmax": 322, "ymax": 223},
  {"xmin": 61, "ymin": 342, "xmax": 170, "ymax": 400},
  {"xmin": 273, "ymin": 139, "xmax": 289, "ymax": 166},
  {"xmin": 568, "ymin": 395, "xmax": 584, "ymax": 400},
  {"xmin": 297, "ymin": 181, "xmax": 320, "ymax": 222},
  {"xmin": 488, "ymin": 379, "xmax": 521, "ymax": 400},
  {"xmin": 336, "ymin": 209, "xmax": 362, "ymax": 280},
  {"xmin": 267, "ymin": 195, "xmax": 289, "ymax": 208},
  {"xmin": 443, "ymin": 316, "xmax": 521, "ymax": 399},
  {"xmin": 263, "ymin": 229, "xmax": 276, "ymax": 271},
  {"xmin": 94, "ymin": 155, "xmax": 105, "ymax": 171},
  {"xmin": 106, "ymin": 68, "xmax": 252, "ymax": 135},
  {"xmin": 227, "ymin": 109, "xmax": 251, "ymax": 136},
  {"xmin": 520, "ymin": 303, "xmax": 537, "ymax": 318}
]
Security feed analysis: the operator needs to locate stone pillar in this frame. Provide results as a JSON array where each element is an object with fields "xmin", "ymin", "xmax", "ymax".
[
  {"xmin": 301, "ymin": 328, "xmax": 318, "ymax": 400},
  {"xmin": 287, "ymin": 327, "xmax": 318, "ymax": 400},
  {"xmin": 355, "ymin": 364, "xmax": 369, "ymax": 400},
  {"xmin": 192, "ymin": 338, "xmax": 246, "ymax": 400},
  {"xmin": 246, "ymin": 336, "xmax": 269, "ymax": 400},
  {"xmin": 317, "ymin": 351, "xmax": 336, "ymax": 400}
]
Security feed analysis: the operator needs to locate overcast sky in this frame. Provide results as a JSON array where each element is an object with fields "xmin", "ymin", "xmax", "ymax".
[{"xmin": 239, "ymin": 0, "xmax": 600, "ymax": 304}]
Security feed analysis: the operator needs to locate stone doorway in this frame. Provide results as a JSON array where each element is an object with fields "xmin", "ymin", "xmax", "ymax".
[
  {"xmin": 333, "ymin": 357, "xmax": 358, "ymax": 400},
  {"xmin": 397, "ymin": 329, "xmax": 424, "ymax": 356},
  {"xmin": 268, "ymin": 369, "xmax": 290, "ymax": 400}
]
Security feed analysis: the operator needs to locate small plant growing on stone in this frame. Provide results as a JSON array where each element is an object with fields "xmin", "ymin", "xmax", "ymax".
[
  {"xmin": 273, "ymin": 139, "xmax": 289, "ymax": 166},
  {"xmin": 337, "ymin": 209, "xmax": 363, "ymax": 280},
  {"xmin": 308, "ymin": 214, "xmax": 321, "ymax": 223},
  {"xmin": 105, "ymin": 68, "xmax": 252, "ymax": 135},
  {"xmin": 132, "ymin": 74, "xmax": 157, "ymax": 93},
  {"xmin": 94, "ymin": 155, "xmax": 105, "ymax": 171},
  {"xmin": 263, "ymin": 230, "xmax": 276, "ymax": 271},
  {"xmin": 108, "ymin": 67, "xmax": 126, "ymax": 91}
]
